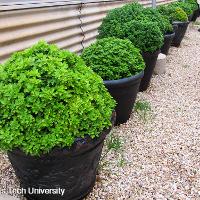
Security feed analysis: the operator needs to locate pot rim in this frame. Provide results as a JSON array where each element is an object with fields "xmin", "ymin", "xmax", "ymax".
[
  {"xmin": 172, "ymin": 21, "xmax": 189, "ymax": 25},
  {"xmin": 104, "ymin": 71, "xmax": 144, "ymax": 87},
  {"xmin": 142, "ymin": 48, "xmax": 161, "ymax": 56},
  {"xmin": 164, "ymin": 31, "xmax": 175, "ymax": 38}
]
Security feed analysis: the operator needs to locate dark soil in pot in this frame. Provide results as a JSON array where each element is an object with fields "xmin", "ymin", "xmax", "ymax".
[
  {"xmin": 139, "ymin": 50, "xmax": 160, "ymax": 92},
  {"xmin": 171, "ymin": 21, "xmax": 189, "ymax": 47},
  {"xmin": 161, "ymin": 32, "xmax": 175, "ymax": 55},
  {"xmin": 104, "ymin": 71, "xmax": 144, "ymax": 125},
  {"xmin": 191, "ymin": 8, "xmax": 199, "ymax": 22},
  {"xmin": 7, "ymin": 115, "xmax": 115, "ymax": 200}
]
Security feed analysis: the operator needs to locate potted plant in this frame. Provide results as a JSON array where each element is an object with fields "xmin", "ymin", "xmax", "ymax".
[
  {"xmin": 158, "ymin": 5, "xmax": 189, "ymax": 47},
  {"xmin": 98, "ymin": 3, "xmax": 173, "ymax": 43},
  {"xmin": 161, "ymin": 20, "xmax": 176, "ymax": 55},
  {"xmin": 0, "ymin": 41, "xmax": 116, "ymax": 200},
  {"xmin": 171, "ymin": 7, "xmax": 189, "ymax": 47},
  {"xmin": 171, "ymin": 1, "xmax": 193, "ymax": 19},
  {"xmin": 140, "ymin": 7, "xmax": 174, "ymax": 55},
  {"xmin": 122, "ymin": 20, "xmax": 164, "ymax": 91},
  {"xmin": 82, "ymin": 38, "xmax": 145, "ymax": 125},
  {"xmin": 191, "ymin": 8, "xmax": 199, "ymax": 21},
  {"xmin": 185, "ymin": 0, "xmax": 199, "ymax": 21}
]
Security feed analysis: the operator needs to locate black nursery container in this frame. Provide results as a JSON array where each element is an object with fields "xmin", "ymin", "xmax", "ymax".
[
  {"xmin": 7, "ymin": 117, "xmax": 115, "ymax": 200},
  {"xmin": 161, "ymin": 32, "xmax": 175, "ymax": 55},
  {"xmin": 191, "ymin": 8, "xmax": 199, "ymax": 22},
  {"xmin": 139, "ymin": 50, "xmax": 160, "ymax": 92},
  {"xmin": 171, "ymin": 21, "xmax": 189, "ymax": 47},
  {"xmin": 104, "ymin": 71, "xmax": 144, "ymax": 125},
  {"xmin": 189, "ymin": 13, "xmax": 194, "ymax": 22}
]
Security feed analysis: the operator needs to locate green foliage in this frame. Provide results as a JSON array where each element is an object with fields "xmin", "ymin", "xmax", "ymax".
[
  {"xmin": 158, "ymin": 5, "xmax": 188, "ymax": 22},
  {"xmin": 99, "ymin": 20, "xmax": 164, "ymax": 53},
  {"xmin": 97, "ymin": 19, "xmax": 125, "ymax": 39},
  {"xmin": 185, "ymin": 0, "xmax": 198, "ymax": 4},
  {"xmin": 162, "ymin": 16, "xmax": 174, "ymax": 33},
  {"xmin": 171, "ymin": 2, "xmax": 193, "ymax": 16},
  {"xmin": 139, "ymin": 7, "xmax": 173, "ymax": 34},
  {"xmin": 135, "ymin": 100, "xmax": 151, "ymax": 112},
  {"xmin": 81, "ymin": 38, "xmax": 145, "ymax": 80},
  {"xmin": 106, "ymin": 134, "xmax": 122, "ymax": 152},
  {"xmin": 123, "ymin": 20, "xmax": 164, "ymax": 53},
  {"xmin": 99, "ymin": 133, "xmax": 125, "ymax": 170},
  {"xmin": 171, "ymin": 7, "xmax": 188, "ymax": 22},
  {"xmin": 98, "ymin": 2, "xmax": 172, "ymax": 38},
  {"xmin": 157, "ymin": 5, "xmax": 173, "ymax": 19},
  {"xmin": 0, "ymin": 41, "xmax": 116, "ymax": 156},
  {"xmin": 98, "ymin": 4, "xmax": 164, "ymax": 53},
  {"xmin": 108, "ymin": 2, "xmax": 143, "ymax": 24},
  {"xmin": 134, "ymin": 100, "xmax": 151, "ymax": 121},
  {"xmin": 98, "ymin": 2, "xmax": 143, "ymax": 39},
  {"xmin": 185, "ymin": 0, "xmax": 199, "ymax": 11},
  {"xmin": 118, "ymin": 156, "xmax": 126, "ymax": 167}
]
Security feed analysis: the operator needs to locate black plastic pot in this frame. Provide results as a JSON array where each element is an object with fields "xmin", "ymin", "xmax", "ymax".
[
  {"xmin": 173, "ymin": 24, "xmax": 178, "ymax": 32},
  {"xmin": 139, "ymin": 49, "xmax": 160, "ymax": 92},
  {"xmin": 161, "ymin": 32, "xmax": 175, "ymax": 55},
  {"xmin": 7, "ymin": 116, "xmax": 115, "ymax": 200},
  {"xmin": 191, "ymin": 9, "xmax": 199, "ymax": 22},
  {"xmin": 189, "ymin": 13, "xmax": 194, "ymax": 22},
  {"xmin": 104, "ymin": 71, "xmax": 144, "ymax": 125},
  {"xmin": 171, "ymin": 21, "xmax": 189, "ymax": 47},
  {"xmin": 198, "ymin": 7, "xmax": 200, "ymax": 17}
]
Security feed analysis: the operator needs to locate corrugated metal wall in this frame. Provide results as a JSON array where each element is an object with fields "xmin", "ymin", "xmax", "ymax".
[{"xmin": 0, "ymin": 0, "xmax": 175, "ymax": 63}]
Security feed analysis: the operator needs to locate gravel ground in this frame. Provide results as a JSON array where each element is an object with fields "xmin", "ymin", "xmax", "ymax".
[{"xmin": 0, "ymin": 21, "xmax": 200, "ymax": 200}]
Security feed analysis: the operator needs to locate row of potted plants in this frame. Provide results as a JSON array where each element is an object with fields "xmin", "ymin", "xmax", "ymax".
[
  {"xmin": 90, "ymin": 0, "xmax": 199, "ymax": 125},
  {"xmin": 0, "ymin": 1, "xmax": 199, "ymax": 200}
]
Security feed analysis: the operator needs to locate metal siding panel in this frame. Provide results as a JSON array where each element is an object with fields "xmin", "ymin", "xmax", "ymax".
[
  {"xmin": 0, "ymin": 1, "xmax": 82, "ymax": 11},
  {"xmin": 0, "ymin": 0, "xmax": 174, "ymax": 63},
  {"xmin": 81, "ymin": 0, "xmax": 152, "ymax": 49},
  {"xmin": 0, "ymin": 4, "xmax": 83, "ymax": 62},
  {"xmin": 157, "ymin": 0, "xmax": 177, "ymax": 5},
  {"xmin": 0, "ymin": 5, "xmax": 80, "ymax": 30}
]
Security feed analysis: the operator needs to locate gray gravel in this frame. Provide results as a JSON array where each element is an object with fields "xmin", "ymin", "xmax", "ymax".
[
  {"xmin": 86, "ymin": 21, "xmax": 200, "ymax": 200},
  {"xmin": 0, "ymin": 21, "xmax": 200, "ymax": 200}
]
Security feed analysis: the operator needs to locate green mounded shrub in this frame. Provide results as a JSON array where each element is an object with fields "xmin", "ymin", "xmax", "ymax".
[
  {"xmin": 98, "ymin": 20, "xmax": 164, "ymax": 53},
  {"xmin": 97, "ymin": 19, "xmax": 125, "ymax": 39},
  {"xmin": 81, "ymin": 38, "xmax": 145, "ymax": 80},
  {"xmin": 0, "ymin": 41, "xmax": 116, "ymax": 156},
  {"xmin": 162, "ymin": 16, "xmax": 174, "ymax": 33},
  {"xmin": 185, "ymin": 0, "xmax": 199, "ymax": 11},
  {"xmin": 158, "ymin": 5, "xmax": 188, "ymax": 22},
  {"xmin": 107, "ymin": 2, "xmax": 144, "ymax": 24},
  {"xmin": 123, "ymin": 20, "xmax": 164, "ymax": 53},
  {"xmin": 157, "ymin": 5, "xmax": 172, "ymax": 18},
  {"xmin": 98, "ymin": 2, "xmax": 144, "ymax": 39},
  {"xmin": 98, "ymin": 2, "xmax": 172, "ymax": 38},
  {"xmin": 171, "ymin": 2, "xmax": 193, "ymax": 16},
  {"xmin": 139, "ymin": 7, "xmax": 173, "ymax": 34},
  {"xmin": 171, "ymin": 7, "xmax": 188, "ymax": 22}
]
